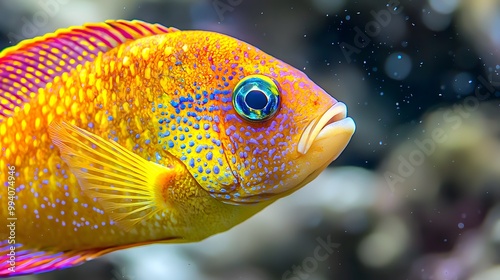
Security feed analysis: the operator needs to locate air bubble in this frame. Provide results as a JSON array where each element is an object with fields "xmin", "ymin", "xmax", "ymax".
[{"xmin": 384, "ymin": 52, "xmax": 412, "ymax": 80}]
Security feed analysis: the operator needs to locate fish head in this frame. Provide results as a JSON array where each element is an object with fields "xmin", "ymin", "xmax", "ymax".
[
  {"xmin": 215, "ymin": 55, "xmax": 356, "ymax": 203},
  {"xmin": 154, "ymin": 31, "xmax": 355, "ymax": 204}
]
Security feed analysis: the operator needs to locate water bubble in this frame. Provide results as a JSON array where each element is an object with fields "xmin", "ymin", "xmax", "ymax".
[
  {"xmin": 422, "ymin": 6, "xmax": 452, "ymax": 31},
  {"xmin": 429, "ymin": 0, "xmax": 460, "ymax": 14},
  {"xmin": 384, "ymin": 52, "xmax": 412, "ymax": 80},
  {"xmin": 452, "ymin": 72, "xmax": 475, "ymax": 95}
]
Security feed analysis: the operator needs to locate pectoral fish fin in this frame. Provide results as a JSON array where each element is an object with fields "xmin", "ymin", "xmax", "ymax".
[
  {"xmin": 0, "ymin": 239, "xmax": 178, "ymax": 277},
  {"xmin": 48, "ymin": 121, "xmax": 174, "ymax": 231},
  {"xmin": 0, "ymin": 20, "xmax": 177, "ymax": 119}
]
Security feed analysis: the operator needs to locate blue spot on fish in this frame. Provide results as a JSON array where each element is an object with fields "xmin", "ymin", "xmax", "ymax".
[{"xmin": 195, "ymin": 145, "xmax": 204, "ymax": 153}]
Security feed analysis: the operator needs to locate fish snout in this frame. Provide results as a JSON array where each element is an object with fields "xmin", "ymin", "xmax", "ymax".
[{"xmin": 297, "ymin": 102, "xmax": 355, "ymax": 156}]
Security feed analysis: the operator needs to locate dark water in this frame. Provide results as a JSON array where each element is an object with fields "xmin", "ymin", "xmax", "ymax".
[{"xmin": 1, "ymin": 0, "xmax": 499, "ymax": 279}]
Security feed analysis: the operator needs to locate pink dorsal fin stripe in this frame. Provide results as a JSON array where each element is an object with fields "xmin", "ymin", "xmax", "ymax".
[{"xmin": 0, "ymin": 20, "xmax": 179, "ymax": 119}]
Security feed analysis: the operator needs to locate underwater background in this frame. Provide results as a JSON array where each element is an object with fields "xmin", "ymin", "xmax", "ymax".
[{"xmin": 1, "ymin": 0, "xmax": 499, "ymax": 279}]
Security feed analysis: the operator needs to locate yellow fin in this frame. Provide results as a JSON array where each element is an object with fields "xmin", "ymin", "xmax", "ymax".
[{"xmin": 49, "ymin": 121, "xmax": 171, "ymax": 230}]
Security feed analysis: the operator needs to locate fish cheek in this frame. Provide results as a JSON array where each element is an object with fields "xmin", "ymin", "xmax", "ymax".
[{"xmin": 217, "ymin": 107, "xmax": 305, "ymax": 203}]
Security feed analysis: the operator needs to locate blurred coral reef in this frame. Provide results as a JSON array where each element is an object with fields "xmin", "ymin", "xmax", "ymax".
[{"xmin": 1, "ymin": 0, "xmax": 499, "ymax": 279}]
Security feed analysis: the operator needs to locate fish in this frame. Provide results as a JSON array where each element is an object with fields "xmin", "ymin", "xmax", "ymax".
[{"xmin": 0, "ymin": 20, "xmax": 355, "ymax": 277}]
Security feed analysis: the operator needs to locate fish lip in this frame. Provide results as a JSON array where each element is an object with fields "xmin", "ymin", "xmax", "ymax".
[{"xmin": 297, "ymin": 102, "xmax": 353, "ymax": 155}]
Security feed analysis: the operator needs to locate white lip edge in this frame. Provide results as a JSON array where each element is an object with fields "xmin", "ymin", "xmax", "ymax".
[
  {"xmin": 297, "ymin": 102, "xmax": 353, "ymax": 155},
  {"xmin": 316, "ymin": 117, "xmax": 356, "ymax": 141}
]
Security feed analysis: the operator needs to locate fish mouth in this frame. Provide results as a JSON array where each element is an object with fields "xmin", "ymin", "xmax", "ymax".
[
  {"xmin": 266, "ymin": 102, "xmax": 355, "ymax": 201},
  {"xmin": 297, "ymin": 102, "xmax": 355, "ymax": 155}
]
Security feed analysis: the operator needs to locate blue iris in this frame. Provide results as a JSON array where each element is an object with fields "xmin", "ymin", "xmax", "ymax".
[{"xmin": 232, "ymin": 75, "xmax": 281, "ymax": 122}]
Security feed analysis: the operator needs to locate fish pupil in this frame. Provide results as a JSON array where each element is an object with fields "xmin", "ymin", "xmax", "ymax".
[{"xmin": 245, "ymin": 90, "xmax": 268, "ymax": 110}]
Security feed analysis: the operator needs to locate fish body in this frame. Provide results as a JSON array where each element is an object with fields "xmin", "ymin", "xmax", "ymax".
[{"xmin": 0, "ymin": 20, "xmax": 355, "ymax": 276}]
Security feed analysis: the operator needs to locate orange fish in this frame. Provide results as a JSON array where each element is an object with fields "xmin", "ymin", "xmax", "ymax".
[{"xmin": 0, "ymin": 20, "xmax": 355, "ymax": 277}]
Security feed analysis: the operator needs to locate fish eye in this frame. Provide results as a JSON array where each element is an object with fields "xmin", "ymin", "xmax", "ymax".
[{"xmin": 232, "ymin": 75, "xmax": 281, "ymax": 122}]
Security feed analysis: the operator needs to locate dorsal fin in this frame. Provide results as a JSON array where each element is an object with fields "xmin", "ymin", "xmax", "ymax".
[{"xmin": 0, "ymin": 20, "xmax": 178, "ymax": 118}]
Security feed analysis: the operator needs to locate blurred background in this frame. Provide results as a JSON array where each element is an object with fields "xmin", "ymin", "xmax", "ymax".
[{"xmin": 1, "ymin": 0, "xmax": 500, "ymax": 279}]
